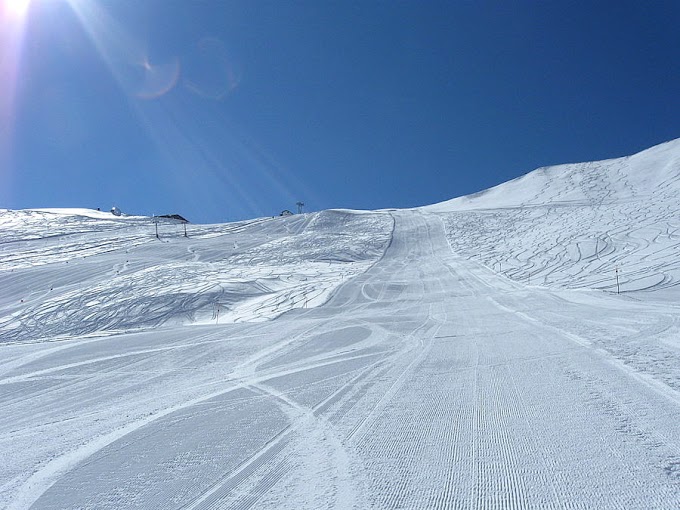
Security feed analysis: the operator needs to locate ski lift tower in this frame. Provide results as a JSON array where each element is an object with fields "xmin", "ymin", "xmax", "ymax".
[{"xmin": 296, "ymin": 201, "xmax": 304, "ymax": 214}]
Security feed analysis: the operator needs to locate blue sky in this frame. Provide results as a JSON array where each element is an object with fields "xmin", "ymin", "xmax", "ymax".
[{"xmin": 1, "ymin": 0, "xmax": 679, "ymax": 223}]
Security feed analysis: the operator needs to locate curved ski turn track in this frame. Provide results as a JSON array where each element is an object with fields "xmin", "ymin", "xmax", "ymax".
[{"xmin": 3, "ymin": 211, "xmax": 680, "ymax": 509}]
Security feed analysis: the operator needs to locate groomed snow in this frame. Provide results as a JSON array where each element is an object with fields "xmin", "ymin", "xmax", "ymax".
[{"xmin": 2, "ymin": 138, "xmax": 680, "ymax": 509}]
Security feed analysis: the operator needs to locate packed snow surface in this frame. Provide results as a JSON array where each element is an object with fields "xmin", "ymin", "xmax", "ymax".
[{"xmin": 2, "ymin": 138, "xmax": 680, "ymax": 509}]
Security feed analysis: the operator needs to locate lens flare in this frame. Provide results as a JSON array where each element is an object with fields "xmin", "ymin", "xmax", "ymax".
[
  {"xmin": 135, "ymin": 56, "xmax": 181, "ymax": 99},
  {"xmin": 58, "ymin": 0, "xmax": 307, "ymax": 218},
  {"xmin": 184, "ymin": 38, "xmax": 241, "ymax": 100},
  {"xmin": 65, "ymin": 0, "xmax": 180, "ymax": 100}
]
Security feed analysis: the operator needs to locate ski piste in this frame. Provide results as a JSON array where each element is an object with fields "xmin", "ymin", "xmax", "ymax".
[{"xmin": 2, "ymin": 138, "xmax": 680, "ymax": 509}]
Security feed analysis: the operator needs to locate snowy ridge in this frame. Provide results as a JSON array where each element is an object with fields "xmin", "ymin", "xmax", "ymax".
[{"xmin": 427, "ymin": 137, "xmax": 680, "ymax": 297}]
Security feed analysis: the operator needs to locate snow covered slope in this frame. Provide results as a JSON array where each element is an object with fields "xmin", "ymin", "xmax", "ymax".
[
  {"xmin": 3, "ymin": 139, "xmax": 680, "ymax": 510},
  {"xmin": 0, "ymin": 209, "xmax": 392, "ymax": 343},
  {"xmin": 427, "ymin": 138, "xmax": 680, "ymax": 298}
]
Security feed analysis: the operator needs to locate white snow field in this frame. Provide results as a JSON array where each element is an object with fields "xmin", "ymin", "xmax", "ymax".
[{"xmin": 2, "ymin": 138, "xmax": 680, "ymax": 509}]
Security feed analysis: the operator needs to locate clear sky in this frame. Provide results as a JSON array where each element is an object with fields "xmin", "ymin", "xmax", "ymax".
[{"xmin": 1, "ymin": 0, "xmax": 679, "ymax": 223}]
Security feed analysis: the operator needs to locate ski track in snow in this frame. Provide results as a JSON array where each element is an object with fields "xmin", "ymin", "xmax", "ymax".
[
  {"xmin": 429, "ymin": 139, "xmax": 680, "ymax": 298},
  {"xmin": 2, "ymin": 139, "xmax": 680, "ymax": 508}
]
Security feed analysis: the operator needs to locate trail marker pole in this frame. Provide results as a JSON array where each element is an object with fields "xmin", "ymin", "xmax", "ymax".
[
  {"xmin": 615, "ymin": 267, "xmax": 620, "ymax": 295},
  {"xmin": 216, "ymin": 304, "xmax": 220, "ymax": 325}
]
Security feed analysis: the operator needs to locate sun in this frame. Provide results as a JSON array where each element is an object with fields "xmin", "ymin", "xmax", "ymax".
[{"xmin": 3, "ymin": 0, "xmax": 31, "ymax": 18}]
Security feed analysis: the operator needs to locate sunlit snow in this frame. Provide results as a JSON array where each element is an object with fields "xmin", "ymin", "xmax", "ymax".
[{"xmin": 2, "ymin": 139, "xmax": 680, "ymax": 509}]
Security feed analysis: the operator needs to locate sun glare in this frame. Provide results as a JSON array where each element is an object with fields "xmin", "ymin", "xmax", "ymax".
[{"xmin": 3, "ymin": 0, "xmax": 31, "ymax": 18}]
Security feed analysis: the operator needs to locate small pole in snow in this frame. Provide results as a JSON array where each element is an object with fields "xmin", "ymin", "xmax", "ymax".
[
  {"xmin": 615, "ymin": 267, "xmax": 620, "ymax": 294},
  {"xmin": 183, "ymin": 221, "xmax": 187, "ymax": 238},
  {"xmin": 153, "ymin": 216, "xmax": 159, "ymax": 239},
  {"xmin": 216, "ymin": 304, "xmax": 220, "ymax": 324}
]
